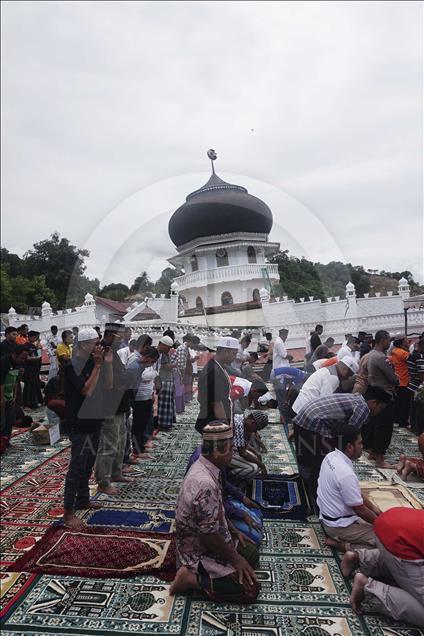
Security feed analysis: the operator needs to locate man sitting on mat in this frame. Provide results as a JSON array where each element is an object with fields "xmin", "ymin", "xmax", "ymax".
[
  {"xmin": 170, "ymin": 422, "xmax": 260, "ymax": 603},
  {"xmin": 396, "ymin": 432, "xmax": 424, "ymax": 482},
  {"xmin": 317, "ymin": 425, "xmax": 382, "ymax": 551},
  {"xmin": 228, "ymin": 411, "xmax": 269, "ymax": 484}
]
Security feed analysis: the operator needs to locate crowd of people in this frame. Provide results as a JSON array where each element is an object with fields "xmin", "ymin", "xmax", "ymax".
[{"xmin": 0, "ymin": 321, "xmax": 423, "ymax": 624}]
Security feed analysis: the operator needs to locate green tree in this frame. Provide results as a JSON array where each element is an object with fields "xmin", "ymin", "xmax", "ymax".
[
  {"xmin": 99, "ymin": 283, "xmax": 130, "ymax": 301},
  {"xmin": 24, "ymin": 232, "xmax": 90, "ymax": 307},
  {"xmin": 130, "ymin": 271, "xmax": 155, "ymax": 296},
  {"xmin": 154, "ymin": 267, "xmax": 183, "ymax": 297}
]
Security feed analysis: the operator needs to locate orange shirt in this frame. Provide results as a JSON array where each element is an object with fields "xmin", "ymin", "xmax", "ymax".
[
  {"xmin": 15, "ymin": 335, "xmax": 28, "ymax": 345},
  {"xmin": 390, "ymin": 347, "xmax": 410, "ymax": 387}
]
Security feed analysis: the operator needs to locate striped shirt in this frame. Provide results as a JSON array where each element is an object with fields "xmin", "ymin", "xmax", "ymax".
[
  {"xmin": 407, "ymin": 351, "xmax": 424, "ymax": 392},
  {"xmin": 293, "ymin": 393, "xmax": 370, "ymax": 437}
]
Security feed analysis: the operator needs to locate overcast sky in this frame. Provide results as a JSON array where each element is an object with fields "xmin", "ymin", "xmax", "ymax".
[{"xmin": 1, "ymin": 1, "xmax": 422, "ymax": 288}]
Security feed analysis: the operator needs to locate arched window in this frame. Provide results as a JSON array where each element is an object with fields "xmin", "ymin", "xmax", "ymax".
[
  {"xmin": 247, "ymin": 246, "xmax": 257, "ymax": 263},
  {"xmin": 252, "ymin": 288, "xmax": 260, "ymax": 302},
  {"xmin": 221, "ymin": 291, "xmax": 233, "ymax": 306},
  {"xmin": 190, "ymin": 255, "xmax": 199, "ymax": 272},
  {"xmin": 196, "ymin": 296, "xmax": 204, "ymax": 310},
  {"xmin": 216, "ymin": 248, "xmax": 229, "ymax": 267}
]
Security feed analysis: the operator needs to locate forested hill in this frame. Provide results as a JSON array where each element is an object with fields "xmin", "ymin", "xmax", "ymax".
[{"xmin": 1, "ymin": 234, "xmax": 422, "ymax": 314}]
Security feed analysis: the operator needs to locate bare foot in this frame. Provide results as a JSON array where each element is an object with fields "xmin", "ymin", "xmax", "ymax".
[
  {"xmin": 350, "ymin": 572, "xmax": 368, "ymax": 614},
  {"xmin": 63, "ymin": 514, "xmax": 87, "ymax": 530},
  {"xmin": 169, "ymin": 566, "xmax": 199, "ymax": 595},
  {"xmin": 375, "ymin": 460, "xmax": 397, "ymax": 469},
  {"xmin": 341, "ymin": 550, "xmax": 359, "ymax": 577},
  {"xmin": 325, "ymin": 537, "xmax": 346, "ymax": 552},
  {"xmin": 396, "ymin": 454, "xmax": 406, "ymax": 475},
  {"xmin": 111, "ymin": 475, "xmax": 131, "ymax": 483},
  {"xmin": 137, "ymin": 453, "xmax": 155, "ymax": 461},
  {"xmin": 97, "ymin": 484, "xmax": 120, "ymax": 495},
  {"xmin": 122, "ymin": 465, "xmax": 134, "ymax": 473}
]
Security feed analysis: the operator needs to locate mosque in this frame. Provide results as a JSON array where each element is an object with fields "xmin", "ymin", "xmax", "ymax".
[{"xmin": 168, "ymin": 150, "xmax": 280, "ymax": 328}]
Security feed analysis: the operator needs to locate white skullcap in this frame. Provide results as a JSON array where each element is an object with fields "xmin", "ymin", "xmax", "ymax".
[
  {"xmin": 340, "ymin": 356, "xmax": 359, "ymax": 374},
  {"xmin": 78, "ymin": 327, "xmax": 99, "ymax": 342},
  {"xmin": 217, "ymin": 336, "xmax": 239, "ymax": 350}
]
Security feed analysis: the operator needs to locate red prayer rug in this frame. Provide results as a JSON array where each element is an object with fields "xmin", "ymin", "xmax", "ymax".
[{"xmin": 7, "ymin": 525, "xmax": 176, "ymax": 581}]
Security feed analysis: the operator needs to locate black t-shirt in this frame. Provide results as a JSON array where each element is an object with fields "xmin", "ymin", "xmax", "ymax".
[
  {"xmin": 0, "ymin": 340, "xmax": 15, "ymax": 357},
  {"xmin": 64, "ymin": 356, "xmax": 104, "ymax": 431},
  {"xmin": 100, "ymin": 342, "xmax": 132, "ymax": 417},
  {"xmin": 195, "ymin": 358, "xmax": 232, "ymax": 433},
  {"xmin": 310, "ymin": 333, "xmax": 322, "ymax": 352}
]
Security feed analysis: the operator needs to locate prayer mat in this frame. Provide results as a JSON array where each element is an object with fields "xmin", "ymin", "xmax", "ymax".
[
  {"xmin": 8, "ymin": 525, "xmax": 176, "ymax": 581},
  {"xmin": 251, "ymin": 473, "xmax": 311, "ymax": 520},
  {"xmin": 186, "ymin": 602, "xmax": 365, "ymax": 636},
  {"xmin": 85, "ymin": 508, "xmax": 175, "ymax": 533},
  {"xmin": 377, "ymin": 468, "xmax": 424, "ymax": 488},
  {"xmin": 261, "ymin": 520, "xmax": 333, "ymax": 557},
  {"xmin": 0, "ymin": 567, "xmax": 38, "ymax": 620},
  {"xmin": 359, "ymin": 481, "xmax": 423, "ymax": 511}
]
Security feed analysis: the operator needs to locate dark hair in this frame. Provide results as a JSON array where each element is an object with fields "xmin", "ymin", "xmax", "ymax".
[
  {"xmin": 364, "ymin": 386, "xmax": 392, "ymax": 404},
  {"xmin": 28, "ymin": 331, "xmax": 40, "ymax": 338},
  {"xmin": 330, "ymin": 424, "xmax": 360, "ymax": 452},
  {"xmin": 183, "ymin": 334, "xmax": 193, "ymax": 343},
  {"xmin": 265, "ymin": 332, "xmax": 272, "ymax": 340},
  {"xmin": 62, "ymin": 330, "xmax": 72, "ymax": 341},
  {"xmin": 393, "ymin": 338, "xmax": 404, "ymax": 348},
  {"xmin": 5, "ymin": 326, "xmax": 17, "ymax": 336},
  {"xmin": 163, "ymin": 329, "xmax": 175, "ymax": 340},
  {"xmin": 375, "ymin": 330, "xmax": 390, "ymax": 344},
  {"xmin": 251, "ymin": 379, "xmax": 268, "ymax": 393},
  {"xmin": 315, "ymin": 324, "xmax": 323, "ymax": 331},
  {"xmin": 249, "ymin": 352, "xmax": 259, "ymax": 361},
  {"xmin": 72, "ymin": 326, "xmax": 79, "ymax": 333},
  {"xmin": 142, "ymin": 346, "xmax": 159, "ymax": 361},
  {"xmin": 18, "ymin": 324, "xmax": 28, "ymax": 331},
  {"xmin": 191, "ymin": 336, "xmax": 201, "ymax": 345},
  {"xmin": 137, "ymin": 334, "xmax": 152, "ymax": 348},
  {"xmin": 201, "ymin": 439, "xmax": 231, "ymax": 456},
  {"xmin": 51, "ymin": 325, "xmax": 58, "ymax": 332}
]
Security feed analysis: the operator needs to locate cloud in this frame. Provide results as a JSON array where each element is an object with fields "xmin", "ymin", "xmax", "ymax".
[{"xmin": 1, "ymin": 0, "xmax": 422, "ymax": 287}]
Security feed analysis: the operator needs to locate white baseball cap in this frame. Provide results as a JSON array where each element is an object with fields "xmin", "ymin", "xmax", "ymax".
[
  {"xmin": 340, "ymin": 356, "xmax": 359, "ymax": 374},
  {"xmin": 78, "ymin": 327, "xmax": 99, "ymax": 342},
  {"xmin": 217, "ymin": 336, "xmax": 239, "ymax": 349}
]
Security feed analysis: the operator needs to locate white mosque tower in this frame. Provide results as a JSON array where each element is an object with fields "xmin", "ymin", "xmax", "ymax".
[{"xmin": 168, "ymin": 150, "xmax": 280, "ymax": 327}]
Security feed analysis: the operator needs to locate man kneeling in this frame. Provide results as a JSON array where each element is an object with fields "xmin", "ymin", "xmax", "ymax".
[{"xmin": 170, "ymin": 422, "xmax": 260, "ymax": 603}]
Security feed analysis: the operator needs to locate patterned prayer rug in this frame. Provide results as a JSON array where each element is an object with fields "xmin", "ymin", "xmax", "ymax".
[
  {"xmin": 251, "ymin": 473, "xmax": 311, "ymax": 520},
  {"xmin": 84, "ymin": 507, "xmax": 175, "ymax": 533},
  {"xmin": 8, "ymin": 526, "xmax": 176, "ymax": 581}
]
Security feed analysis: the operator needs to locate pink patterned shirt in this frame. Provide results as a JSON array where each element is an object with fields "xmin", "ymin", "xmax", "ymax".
[{"xmin": 175, "ymin": 455, "xmax": 235, "ymax": 579}]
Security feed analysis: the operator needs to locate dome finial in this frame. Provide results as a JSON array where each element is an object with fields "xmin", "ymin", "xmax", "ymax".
[{"xmin": 207, "ymin": 148, "xmax": 217, "ymax": 175}]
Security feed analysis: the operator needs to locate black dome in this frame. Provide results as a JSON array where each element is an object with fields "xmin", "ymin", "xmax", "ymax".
[{"xmin": 169, "ymin": 172, "xmax": 273, "ymax": 248}]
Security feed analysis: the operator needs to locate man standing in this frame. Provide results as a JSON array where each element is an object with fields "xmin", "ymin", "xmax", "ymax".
[
  {"xmin": 63, "ymin": 327, "xmax": 113, "ymax": 528},
  {"xmin": 292, "ymin": 357, "xmax": 359, "ymax": 414},
  {"xmin": 272, "ymin": 328, "xmax": 291, "ymax": 370},
  {"xmin": 293, "ymin": 388, "xmax": 390, "ymax": 502},
  {"xmin": 310, "ymin": 325, "xmax": 324, "ymax": 353},
  {"xmin": 95, "ymin": 324, "xmax": 131, "ymax": 495},
  {"xmin": 1, "ymin": 345, "xmax": 29, "ymax": 448},
  {"xmin": 390, "ymin": 335, "xmax": 411, "ymax": 428},
  {"xmin": 156, "ymin": 335, "xmax": 177, "ymax": 431},
  {"xmin": 174, "ymin": 334, "xmax": 195, "ymax": 413},
  {"xmin": 195, "ymin": 337, "xmax": 239, "ymax": 434},
  {"xmin": 0, "ymin": 327, "xmax": 17, "ymax": 357},
  {"xmin": 317, "ymin": 426, "xmax": 381, "ymax": 551},
  {"xmin": 363, "ymin": 330, "xmax": 399, "ymax": 467},
  {"xmin": 46, "ymin": 325, "xmax": 60, "ymax": 380},
  {"xmin": 407, "ymin": 337, "xmax": 424, "ymax": 433},
  {"xmin": 170, "ymin": 422, "xmax": 259, "ymax": 603}
]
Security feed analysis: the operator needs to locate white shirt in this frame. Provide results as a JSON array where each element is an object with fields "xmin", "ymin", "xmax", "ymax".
[
  {"xmin": 337, "ymin": 344, "xmax": 360, "ymax": 363},
  {"xmin": 46, "ymin": 333, "xmax": 60, "ymax": 358},
  {"xmin": 317, "ymin": 449, "xmax": 362, "ymax": 527},
  {"xmin": 272, "ymin": 336, "xmax": 290, "ymax": 369},
  {"xmin": 292, "ymin": 367, "xmax": 340, "ymax": 414},
  {"xmin": 189, "ymin": 348, "xmax": 198, "ymax": 374},
  {"xmin": 305, "ymin": 334, "xmax": 312, "ymax": 356},
  {"xmin": 136, "ymin": 367, "xmax": 158, "ymax": 401},
  {"xmin": 118, "ymin": 346, "xmax": 132, "ymax": 366}
]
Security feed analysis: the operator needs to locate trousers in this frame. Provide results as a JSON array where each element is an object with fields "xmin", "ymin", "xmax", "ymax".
[
  {"xmin": 322, "ymin": 518, "xmax": 376, "ymax": 550},
  {"xmin": 64, "ymin": 427, "xmax": 101, "ymax": 510},
  {"xmin": 95, "ymin": 413, "xmax": 127, "ymax": 486},
  {"xmin": 357, "ymin": 538, "xmax": 424, "ymax": 627}
]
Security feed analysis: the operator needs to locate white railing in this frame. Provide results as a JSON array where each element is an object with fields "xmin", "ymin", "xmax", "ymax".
[{"xmin": 174, "ymin": 263, "xmax": 280, "ymax": 289}]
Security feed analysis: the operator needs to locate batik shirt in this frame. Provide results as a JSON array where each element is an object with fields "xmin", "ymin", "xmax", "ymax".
[
  {"xmin": 175, "ymin": 455, "xmax": 235, "ymax": 579},
  {"xmin": 233, "ymin": 414, "xmax": 247, "ymax": 450}
]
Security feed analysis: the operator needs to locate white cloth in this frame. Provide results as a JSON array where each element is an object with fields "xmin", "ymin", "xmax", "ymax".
[
  {"xmin": 337, "ymin": 344, "xmax": 360, "ymax": 363},
  {"xmin": 292, "ymin": 366, "xmax": 340, "ymax": 414},
  {"xmin": 305, "ymin": 335, "xmax": 312, "ymax": 356},
  {"xmin": 231, "ymin": 376, "xmax": 252, "ymax": 397},
  {"xmin": 313, "ymin": 358, "xmax": 328, "ymax": 370},
  {"xmin": 189, "ymin": 348, "xmax": 198, "ymax": 374},
  {"xmin": 233, "ymin": 345, "xmax": 250, "ymax": 372},
  {"xmin": 117, "ymin": 346, "xmax": 132, "ymax": 365},
  {"xmin": 136, "ymin": 367, "xmax": 158, "ymax": 401},
  {"xmin": 272, "ymin": 336, "xmax": 290, "ymax": 369},
  {"xmin": 317, "ymin": 449, "xmax": 363, "ymax": 528}
]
